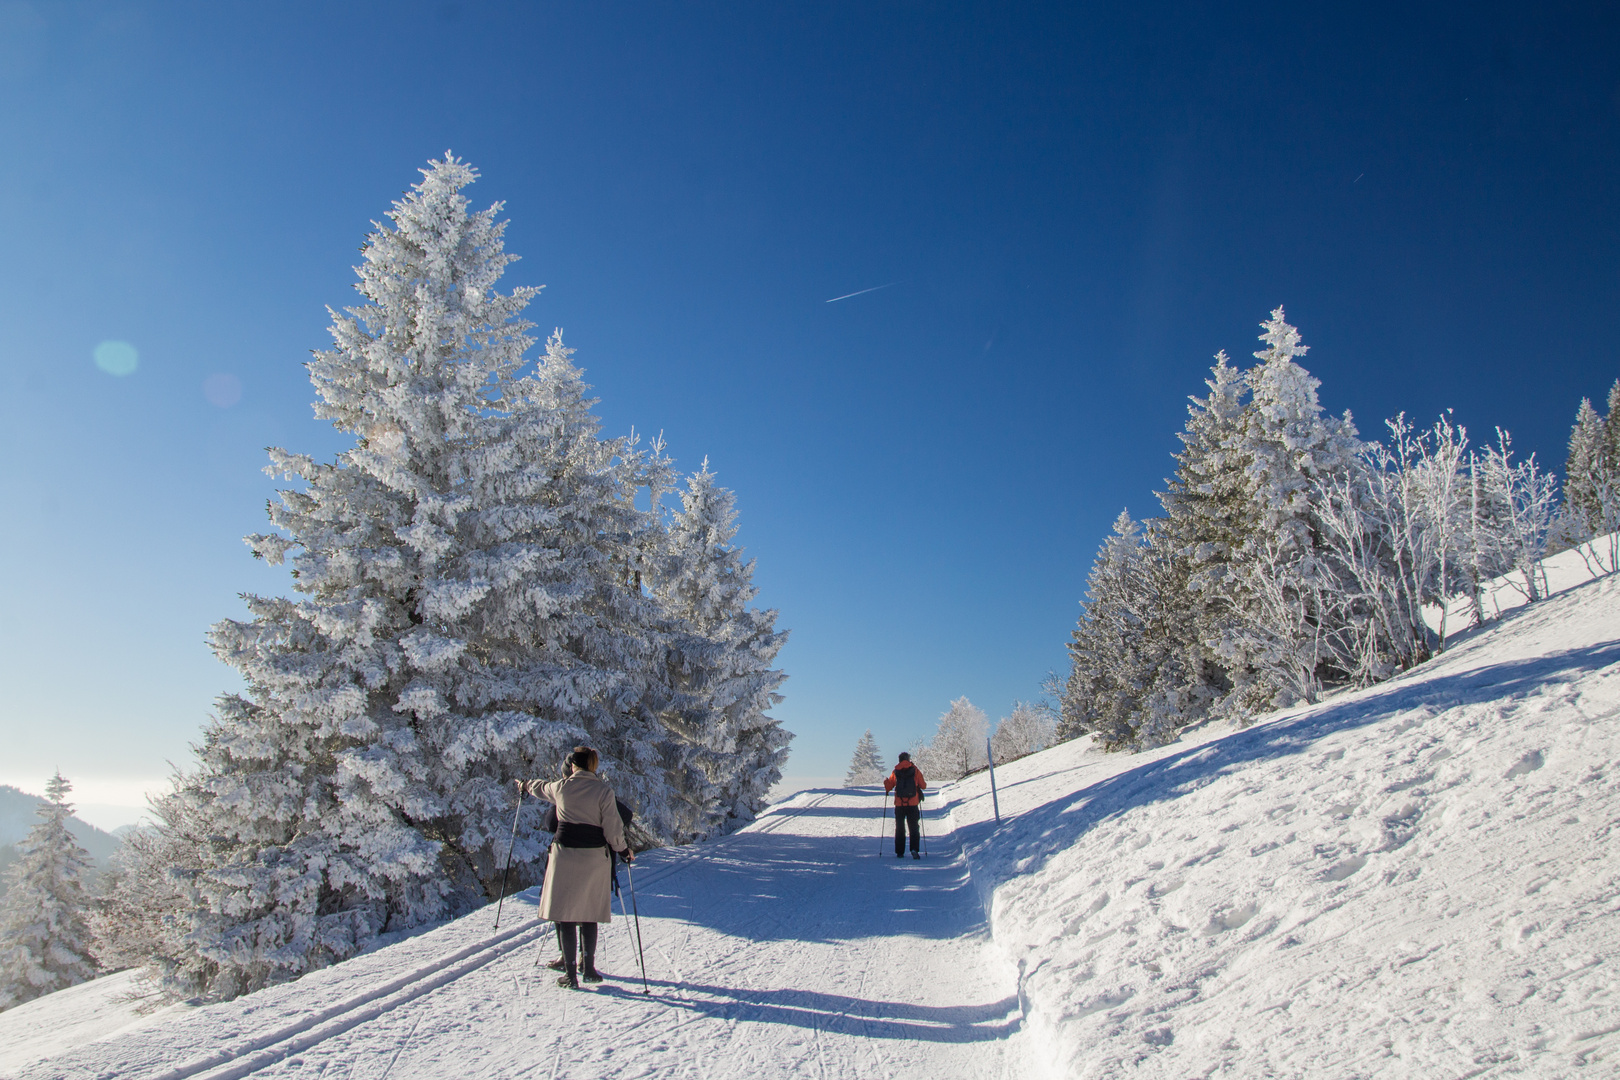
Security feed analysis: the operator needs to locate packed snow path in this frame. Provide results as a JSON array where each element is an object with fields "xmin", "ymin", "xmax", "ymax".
[{"xmin": 20, "ymin": 791, "xmax": 1025, "ymax": 1080}]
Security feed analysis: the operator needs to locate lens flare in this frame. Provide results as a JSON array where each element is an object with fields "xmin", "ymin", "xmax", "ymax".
[
  {"xmin": 93, "ymin": 340, "xmax": 139, "ymax": 376},
  {"xmin": 203, "ymin": 373, "xmax": 242, "ymax": 407}
]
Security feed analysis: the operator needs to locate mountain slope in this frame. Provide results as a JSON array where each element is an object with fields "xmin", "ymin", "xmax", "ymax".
[{"xmin": 946, "ymin": 566, "xmax": 1620, "ymax": 1077}]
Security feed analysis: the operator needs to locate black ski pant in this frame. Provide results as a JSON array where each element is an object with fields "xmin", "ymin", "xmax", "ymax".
[
  {"xmin": 894, "ymin": 804, "xmax": 920, "ymax": 855},
  {"xmin": 555, "ymin": 921, "xmax": 599, "ymax": 973}
]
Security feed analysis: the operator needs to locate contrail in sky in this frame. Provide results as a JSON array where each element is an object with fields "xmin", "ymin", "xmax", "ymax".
[{"xmin": 825, "ymin": 281, "xmax": 902, "ymax": 303}]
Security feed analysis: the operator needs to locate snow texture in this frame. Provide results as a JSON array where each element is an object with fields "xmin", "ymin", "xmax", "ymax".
[{"xmin": 4, "ymin": 545, "xmax": 1615, "ymax": 1078}]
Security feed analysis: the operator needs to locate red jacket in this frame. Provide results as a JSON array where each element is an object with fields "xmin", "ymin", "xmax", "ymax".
[{"xmin": 884, "ymin": 762, "xmax": 927, "ymax": 807}]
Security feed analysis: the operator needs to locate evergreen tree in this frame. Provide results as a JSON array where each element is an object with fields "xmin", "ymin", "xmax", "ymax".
[
  {"xmin": 1219, "ymin": 308, "xmax": 1361, "ymax": 712},
  {"xmin": 1563, "ymin": 383, "xmax": 1620, "ymax": 569},
  {"xmin": 655, "ymin": 462, "xmax": 790, "ymax": 834},
  {"xmin": 1152, "ymin": 350, "xmax": 1250, "ymax": 725},
  {"xmin": 153, "ymin": 156, "xmax": 716, "ymax": 1000},
  {"xmin": 0, "ymin": 774, "xmax": 96, "ymax": 1011},
  {"xmin": 844, "ymin": 731, "xmax": 884, "ymax": 785},
  {"xmin": 1564, "ymin": 396, "xmax": 1605, "ymax": 531},
  {"xmin": 1060, "ymin": 513, "xmax": 1201, "ymax": 750}
]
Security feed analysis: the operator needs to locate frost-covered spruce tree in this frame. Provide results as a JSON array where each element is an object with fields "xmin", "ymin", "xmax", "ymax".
[
  {"xmin": 1060, "ymin": 512, "xmax": 1197, "ymax": 751},
  {"xmin": 86, "ymin": 785, "xmax": 206, "ymax": 983},
  {"xmin": 160, "ymin": 156, "xmax": 691, "ymax": 1000},
  {"xmin": 1218, "ymin": 308, "xmax": 1360, "ymax": 713},
  {"xmin": 0, "ymin": 774, "xmax": 96, "ymax": 1011},
  {"xmin": 1148, "ymin": 350, "xmax": 1251, "ymax": 728},
  {"xmin": 1563, "ymin": 396, "xmax": 1606, "ymax": 535},
  {"xmin": 654, "ymin": 462, "xmax": 790, "ymax": 835},
  {"xmin": 845, "ymin": 730, "xmax": 884, "ymax": 785},
  {"xmin": 1563, "ymin": 385, "xmax": 1619, "ymax": 569}
]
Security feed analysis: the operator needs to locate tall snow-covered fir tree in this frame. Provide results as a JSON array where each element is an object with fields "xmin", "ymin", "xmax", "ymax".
[
  {"xmin": 1060, "ymin": 512, "xmax": 1199, "ymax": 750},
  {"xmin": 845, "ymin": 730, "xmax": 884, "ymax": 785},
  {"xmin": 140, "ymin": 156, "xmax": 778, "ymax": 1002},
  {"xmin": 1564, "ymin": 384, "xmax": 1619, "ymax": 550},
  {"xmin": 1218, "ymin": 308, "xmax": 1361, "ymax": 712},
  {"xmin": 1150, "ymin": 350, "xmax": 1251, "ymax": 728},
  {"xmin": 654, "ymin": 462, "xmax": 790, "ymax": 834},
  {"xmin": 0, "ymin": 774, "xmax": 96, "ymax": 1011}
]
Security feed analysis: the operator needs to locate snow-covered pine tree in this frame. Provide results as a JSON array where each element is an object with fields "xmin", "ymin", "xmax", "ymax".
[
  {"xmin": 86, "ymin": 785, "xmax": 210, "ymax": 986},
  {"xmin": 0, "ymin": 774, "xmax": 96, "ymax": 1011},
  {"xmin": 844, "ymin": 731, "xmax": 884, "ymax": 785},
  {"xmin": 654, "ymin": 462, "xmax": 790, "ymax": 835},
  {"xmin": 1219, "ymin": 308, "xmax": 1361, "ymax": 713},
  {"xmin": 1562, "ymin": 385, "xmax": 1620, "ymax": 570},
  {"xmin": 1060, "ymin": 512, "xmax": 1201, "ymax": 750},
  {"xmin": 1144, "ymin": 350, "xmax": 1255, "ymax": 733},
  {"xmin": 1563, "ymin": 396, "xmax": 1605, "ymax": 534},
  {"xmin": 154, "ymin": 156, "xmax": 698, "ymax": 1001}
]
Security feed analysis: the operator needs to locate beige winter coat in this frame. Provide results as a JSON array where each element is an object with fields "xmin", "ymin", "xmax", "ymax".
[{"xmin": 526, "ymin": 770, "xmax": 628, "ymax": 923}]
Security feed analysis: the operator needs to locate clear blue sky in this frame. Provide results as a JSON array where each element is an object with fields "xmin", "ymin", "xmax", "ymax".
[{"xmin": 2, "ymin": 2, "xmax": 1617, "ymax": 823}]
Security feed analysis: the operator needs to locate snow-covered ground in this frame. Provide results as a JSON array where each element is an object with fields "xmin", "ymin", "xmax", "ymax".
[
  {"xmin": 2, "ymin": 789, "xmax": 1024, "ymax": 1079},
  {"xmin": 950, "ymin": 551, "xmax": 1620, "ymax": 1077},
  {"xmin": 3, "ymin": 545, "xmax": 1615, "ymax": 1079}
]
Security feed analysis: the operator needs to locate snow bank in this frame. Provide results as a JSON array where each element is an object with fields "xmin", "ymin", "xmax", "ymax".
[
  {"xmin": 0, "ymin": 969, "xmax": 190, "ymax": 1076},
  {"xmin": 947, "ymin": 552, "xmax": 1620, "ymax": 1077}
]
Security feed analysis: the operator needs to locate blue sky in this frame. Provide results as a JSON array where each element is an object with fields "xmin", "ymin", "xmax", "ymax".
[{"xmin": 2, "ymin": 2, "xmax": 1617, "ymax": 825}]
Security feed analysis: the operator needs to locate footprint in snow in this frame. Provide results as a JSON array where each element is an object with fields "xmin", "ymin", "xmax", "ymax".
[
  {"xmin": 1505, "ymin": 749, "xmax": 1545, "ymax": 778},
  {"xmin": 1202, "ymin": 902, "xmax": 1259, "ymax": 935},
  {"xmin": 1323, "ymin": 854, "xmax": 1367, "ymax": 882}
]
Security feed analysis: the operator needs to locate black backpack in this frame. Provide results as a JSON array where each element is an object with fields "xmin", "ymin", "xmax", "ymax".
[{"xmin": 892, "ymin": 764, "xmax": 919, "ymax": 800}]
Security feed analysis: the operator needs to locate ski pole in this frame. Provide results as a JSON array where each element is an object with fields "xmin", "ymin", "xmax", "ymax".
[
  {"xmin": 614, "ymin": 857, "xmax": 635, "ymax": 974},
  {"xmin": 624, "ymin": 859, "xmax": 651, "ymax": 995},
  {"xmin": 919, "ymin": 806, "xmax": 927, "ymax": 858},
  {"xmin": 493, "ymin": 782, "xmax": 526, "ymax": 930},
  {"xmin": 878, "ymin": 791, "xmax": 888, "ymax": 856}
]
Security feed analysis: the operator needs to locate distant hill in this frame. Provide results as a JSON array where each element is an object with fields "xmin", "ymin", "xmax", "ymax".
[{"xmin": 0, "ymin": 785, "xmax": 123, "ymax": 899}]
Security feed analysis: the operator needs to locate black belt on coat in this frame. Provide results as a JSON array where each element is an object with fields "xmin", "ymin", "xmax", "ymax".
[{"xmin": 555, "ymin": 822, "xmax": 608, "ymax": 848}]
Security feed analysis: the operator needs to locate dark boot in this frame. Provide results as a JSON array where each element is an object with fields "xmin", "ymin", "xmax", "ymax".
[
  {"xmin": 545, "ymin": 956, "xmax": 567, "ymax": 971},
  {"xmin": 554, "ymin": 921, "xmax": 579, "ymax": 988},
  {"xmin": 580, "ymin": 922, "xmax": 602, "ymax": 982}
]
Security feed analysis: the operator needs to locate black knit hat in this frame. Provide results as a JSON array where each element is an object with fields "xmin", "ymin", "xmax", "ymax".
[{"xmin": 897, "ymin": 752, "xmax": 911, "ymax": 762}]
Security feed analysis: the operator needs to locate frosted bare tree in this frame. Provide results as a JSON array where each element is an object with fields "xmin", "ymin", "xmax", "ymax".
[
  {"xmin": 926, "ymin": 697, "xmax": 990, "ymax": 780},
  {"xmin": 1479, "ymin": 429, "xmax": 1559, "ymax": 604},
  {"xmin": 991, "ymin": 702, "xmax": 1056, "ymax": 764}
]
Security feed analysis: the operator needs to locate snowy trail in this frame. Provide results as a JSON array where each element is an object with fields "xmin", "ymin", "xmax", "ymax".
[{"xmin": 21, "ymin": 789, "xmax": 1024, "ymax": 1080}]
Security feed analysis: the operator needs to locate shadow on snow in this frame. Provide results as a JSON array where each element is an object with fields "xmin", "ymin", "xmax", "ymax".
[
  {"xmin": 955, "ymin": 636, "xmax": 1620, "ymax": 888},
  {"xmin": 588, "ymin": 981, "xmax": 1019, "ymax": 1043}
]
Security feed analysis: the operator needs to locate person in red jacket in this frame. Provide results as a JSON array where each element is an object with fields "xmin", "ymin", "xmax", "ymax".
[{"xmin": 884, "ymin": 753, "xmax": 927, "ymax": 859}]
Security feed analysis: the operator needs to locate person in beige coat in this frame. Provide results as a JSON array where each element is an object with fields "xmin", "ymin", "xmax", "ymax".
[{"xmin": 524, "ymin": 746, "xmax": 634, "ymax": 988}]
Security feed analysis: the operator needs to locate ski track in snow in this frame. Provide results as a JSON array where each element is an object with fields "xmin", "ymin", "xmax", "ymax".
[
  {"xmin": 5, "ymin": 542, "xmax": 1617, "ymax": 1079},
  {"xmin": 11, "ymin": 791, "xmax": 1023, "ymax": 1080}
]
